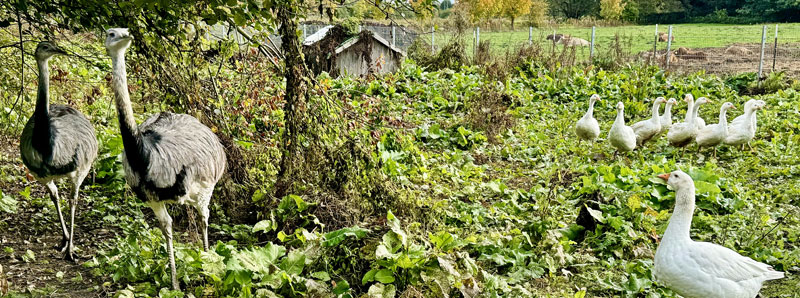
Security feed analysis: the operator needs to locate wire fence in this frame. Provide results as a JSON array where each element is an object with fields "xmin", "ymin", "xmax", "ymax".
[
  {"xmin": 210, "ymin": 22, "xmax": 800, "ymax": 78},
  {"xmin": 423, "ymin": 23, "xmax": 800, "ymax": 78}
]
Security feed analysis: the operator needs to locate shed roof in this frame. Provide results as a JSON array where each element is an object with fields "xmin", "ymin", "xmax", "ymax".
[
  {"xmin": 303, "ymin": 26, "xmax": 406, "ymax": 57},
  {"xmin": 335, "ymin": 32, "xmax": 406, "ymax": 57}
]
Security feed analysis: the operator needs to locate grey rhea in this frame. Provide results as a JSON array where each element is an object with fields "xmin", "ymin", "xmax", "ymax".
[
  {"xmin": 104, "ymin": 28, "xmax": 227, "ymax": 290},
  {"xmin": 19, "ymin": 41, "xmax": 98, "ymax": 261}
]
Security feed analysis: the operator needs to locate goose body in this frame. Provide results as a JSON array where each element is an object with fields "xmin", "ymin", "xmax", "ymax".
[
  {"xmin": 608, "ymin": 102, "xmax": 636, "ymax": 152},
  {"xmin": 725, "ymin": 100, "xmax": 765, "ymax": 146},
  {"xmin": 658, "ymin": 98, "xmax": 678, "ymax": 134},
  {"xmin": 575, "ymin": 94, "xmax": 601, "ymax": 143},
  {"xmin": 654, "ymin": 171, "xmax": 784, "ymax": 298},
  {"xmin": 696, "ymin": 102, "xmax": 735, "ymax": 153},
  {"xmin": 632, "ymin": 97, "xmax": 666, "ymax": 145},
  {"xmin": 19, "ymin": 42, "xmax": 98, "ymax": 260},
  {"xmin": 668, "ymin": 97, "xmax": 710, "ymax": 147}
]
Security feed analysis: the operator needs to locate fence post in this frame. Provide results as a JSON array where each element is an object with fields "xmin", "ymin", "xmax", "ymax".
[
  {"xmin": 391, "ymin": 25, "xmax": 396, "ymax": 47},
  {"xmin": 590, "ymin": 26, "xmax": 596, "ymax": 60},
  {"xmin": 302, "ymin": 23, "xmax": 307, "ymax": 41},
  {"xmin": 431, "ymin": 26, "xmax": 435, "ymax": 52},
  {"xmin": 529, "ymin": 26, "xmax": 533, "ymax": 45},
  {"xmin": 665, "ymin": 26, "xmax": 673, "ymax": 69},
  {"xmin": 476, "ymin": 26, "xmax": 480, "ymax": 48},
  {"xmin": 552, "ymin": 28, "xmax": 557, "ymax": 52},
  {"xmin": 772, "ymin": 24, "xmax": 778, "ymax": 72},
  {"xmin": 652, "ymin": 24, "xmax": 658, "ymax": 65},
  {"xmin": 758, "ymin": 25, "xmax": 767, "ymax": 82},
  {"xmin": 473, "ymin": 27, "xmax": 477, "ymax": 58}
]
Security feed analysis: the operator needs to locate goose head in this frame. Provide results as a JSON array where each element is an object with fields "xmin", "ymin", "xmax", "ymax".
[
  {"xmin": 590, "ymin": 94, "xmax": 601, "ymax": 103},
  {"xmin": 655, "ymin": 97, "xmax": 667, "ymax": 104},
  {"xmin": 753, "ymin": 100, "xmax": 766, "ymax": 110},
  {"xmin": 658, "ymin": 170, "xmax": 695, "ymax": 201},
  {"xmin": 721, "ymin": 102, "xmax": 735, "ymax": 111},
  {"xmin": 666, "ymin": 98, "xmax": 678, "ymax": 106},
  {"xmin": 696, "ymin": 97, "xmax": 711, "ymax": 106},
  {"xmin": 683, "ymin": 94, "xmax": 694, "ymax": 104},
  {"xmin": 616, "ymin": 101, "xmax": 625, "ymax": 111},
  {"xmin": 34, "ymin": 41, "xmax": 67, "ymax": 61},
  {"xmin": 105, "ymin": 28, "xmax": 133, "ymax": 55}
]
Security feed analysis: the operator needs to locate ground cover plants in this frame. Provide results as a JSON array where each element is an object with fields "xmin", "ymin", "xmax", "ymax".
[{"xmin": 1, "ymin": 28, "xmax": 799, "ymax": 298}]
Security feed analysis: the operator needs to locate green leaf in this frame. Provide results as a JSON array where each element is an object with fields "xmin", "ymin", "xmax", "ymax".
[
  {"xmin": 323, "ymin": 226, "xmax": 369, "ymax": 247},
  {"xmin": 362, "ymin": 268, "xmax": 378, "ymax": 285},
  {"xmin": 374, "ymin": 269, "xmax": 395, "ymax": 284},
  {"xmin": 367, "ymin": 283, "xmax": 397, "ymax": 298},
  {"xmin": 279, "ymin": 249, "xmax": 306, "ymax": 275},
  {"xmin": 332, "ymin": 279, "xmax": 350, "ymax": 294},
  {"xmin": 253, "ymin": 219, "xmax": 274, "ymax": 233}
]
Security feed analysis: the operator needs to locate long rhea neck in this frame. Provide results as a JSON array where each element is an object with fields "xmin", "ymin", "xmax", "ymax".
[
  {"xmin": 32, "ymin": 58, "xmax": 53, "ymax": 153},
  {"xmin": 34, "ymin": 58, "xmax": 51, "ymax": 126},
  {"xmin": 109, "ymin": 50, "xmax": 139, "ymax": 147},
  {"xmin": 664, "ymin": 185, "xmax": 696, "ymax": 241}
]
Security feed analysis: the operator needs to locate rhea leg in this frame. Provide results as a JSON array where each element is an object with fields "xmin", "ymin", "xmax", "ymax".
[
  {"xmin": 45, "ymin": 181, "xmax": 69, "ymax": 250},
  {"xmin": 64, "ymin": 172, "xmax": 87, "ymax": 261},
  {"xmin": 192, "ymin": 197, "xmax": 211, "ymax": 251},
  {"xmin": 150, "ymin": 201, "xmax": 178, "ymax": 290}
]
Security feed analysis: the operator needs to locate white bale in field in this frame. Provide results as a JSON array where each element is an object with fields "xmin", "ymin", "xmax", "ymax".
[{"xmin": 560, "ymin": 36, "xmax": 589, "ymax": 47}]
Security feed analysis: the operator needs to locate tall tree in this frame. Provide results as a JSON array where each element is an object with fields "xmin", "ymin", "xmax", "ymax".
[
  {"xmin": 600, "ymin": 0, "xmax": 625, "ymax": 20},
  {"xmin": 499, "ymin": 0, "xmax": 532, "ymax": 29},
  {"xmin": 549, "ymin": 0, "xmax": 599, "ymax": 18}
]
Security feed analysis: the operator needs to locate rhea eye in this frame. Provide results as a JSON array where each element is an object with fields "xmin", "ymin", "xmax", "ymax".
[{"xmin": 110, "ymin": 32, "xmax": 116, "ymax": 38}]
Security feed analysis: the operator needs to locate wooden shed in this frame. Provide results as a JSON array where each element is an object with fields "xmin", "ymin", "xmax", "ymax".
[{"xmin": 303, "ymin": 25, "xmax": 405, "ymax": 77}]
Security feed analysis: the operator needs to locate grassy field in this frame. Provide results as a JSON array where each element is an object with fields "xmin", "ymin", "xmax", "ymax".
[{"xmin": 431, "ymin": 23, "xmax": 800, "ymax": 57}]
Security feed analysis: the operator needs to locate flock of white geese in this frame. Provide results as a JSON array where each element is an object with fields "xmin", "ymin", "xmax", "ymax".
[
  {"xmin": 576, "ymin": 94, "xmax": 766, "ymax": 157},
  {"xmin": 577, "ymin": 94, "xmax": 783, "ymax": 297}
]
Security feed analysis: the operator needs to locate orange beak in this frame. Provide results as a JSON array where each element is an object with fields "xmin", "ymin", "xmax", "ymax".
[
  {"xmin": 730, "ymin": 106, "xmax": 736, "ymax": 109},
  {"xmin": 657, "ymin": 173, "xmax": 670, "ymax": 181}
]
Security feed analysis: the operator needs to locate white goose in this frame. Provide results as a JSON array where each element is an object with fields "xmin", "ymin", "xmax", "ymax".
[
  {"xmin": 684, "ymin": 94, "xmax": 707, "ymax": 130},
  {"xmin": 632, "ymin": 97, "xmax": 666, "ymax": 146},
  {"xmin": 696, "ymin": 102, "xmax": 735, "ymax": 158},
  {"xmin": 654, "ymin": 170, "xmax": 784, "ymax": 298},
  {"xmin": 668, "ymin": 97, "xmax": 711, "ymax": 151},
  {"xmin": 608, "ymin": 102, "xmax": 636, "ymax": 154},
  {"xmin": 659, "ymin": 98, "xmax": 678, "ymax": 134},
  {"xmin": 725, "ymin": 100, "xmax": 766, "ymax": 150},
  {"xmin": 575, "ymin": 94, "xmax": 601, "ymax": 146}
]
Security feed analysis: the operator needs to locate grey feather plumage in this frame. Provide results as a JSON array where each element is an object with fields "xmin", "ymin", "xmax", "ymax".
[
  {"xmin": 123, "ymin": 112, "xmax": 226, "ymax": 201},
  {"xmin": 19, "ymin": 41, "xmax": 97, "ymax": 261},
  {"xmin": 106, "ymin": 28, "xmax": 226, "ymax": 290},
  {"xmin": 20, "ymin": 105, "xmax": 97, "ymax": 178}
]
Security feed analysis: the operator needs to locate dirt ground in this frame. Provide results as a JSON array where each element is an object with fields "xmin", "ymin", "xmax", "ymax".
[
  {"xmin": 0, "ymin": 134, "xmax": 110, "ymax": 297},
  {"xmin": 641, "ymin": 42, "xmax": 800, "ymax": 77}
]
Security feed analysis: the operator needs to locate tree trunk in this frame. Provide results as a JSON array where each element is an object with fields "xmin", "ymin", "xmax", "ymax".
[
  {"xmin": 274, "ymin": 3, "xmax": 309, "ymax": 199},
  {"xmin": 511, "ymin": 17, "xmax": 515, "ymax": 30}
]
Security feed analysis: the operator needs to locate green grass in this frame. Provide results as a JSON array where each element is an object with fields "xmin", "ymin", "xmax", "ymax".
[{"xmin": 432, "ymin": 23, "xmax": 800, "ymax": 56}]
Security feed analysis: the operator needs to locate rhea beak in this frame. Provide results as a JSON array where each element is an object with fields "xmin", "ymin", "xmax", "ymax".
[{"xmin": 657, "ymin": 173, "xmax": 670, "ymax": 181}]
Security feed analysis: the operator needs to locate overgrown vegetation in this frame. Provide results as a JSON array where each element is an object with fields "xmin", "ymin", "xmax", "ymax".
[{"xmin": 2, "ymin": 21, "xmax": 799, "ymax": 296}]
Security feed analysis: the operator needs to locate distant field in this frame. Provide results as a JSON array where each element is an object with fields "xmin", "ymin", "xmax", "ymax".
[
  {"xmin": 426, "ymin": 23, "xmax": 800, "ymax": 76},
  {"xmin": 432, "ymin": 23, "xmax": 800, "ymax": 55}
]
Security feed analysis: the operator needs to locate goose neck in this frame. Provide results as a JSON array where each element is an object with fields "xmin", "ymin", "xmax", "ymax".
[
  {"xmin": 663, "ymin": 187, "xmax": 696, "ymax": 241},
  {"xmin": 684, "ymin": 100, "xmax": 695, "ymax": 123}
]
